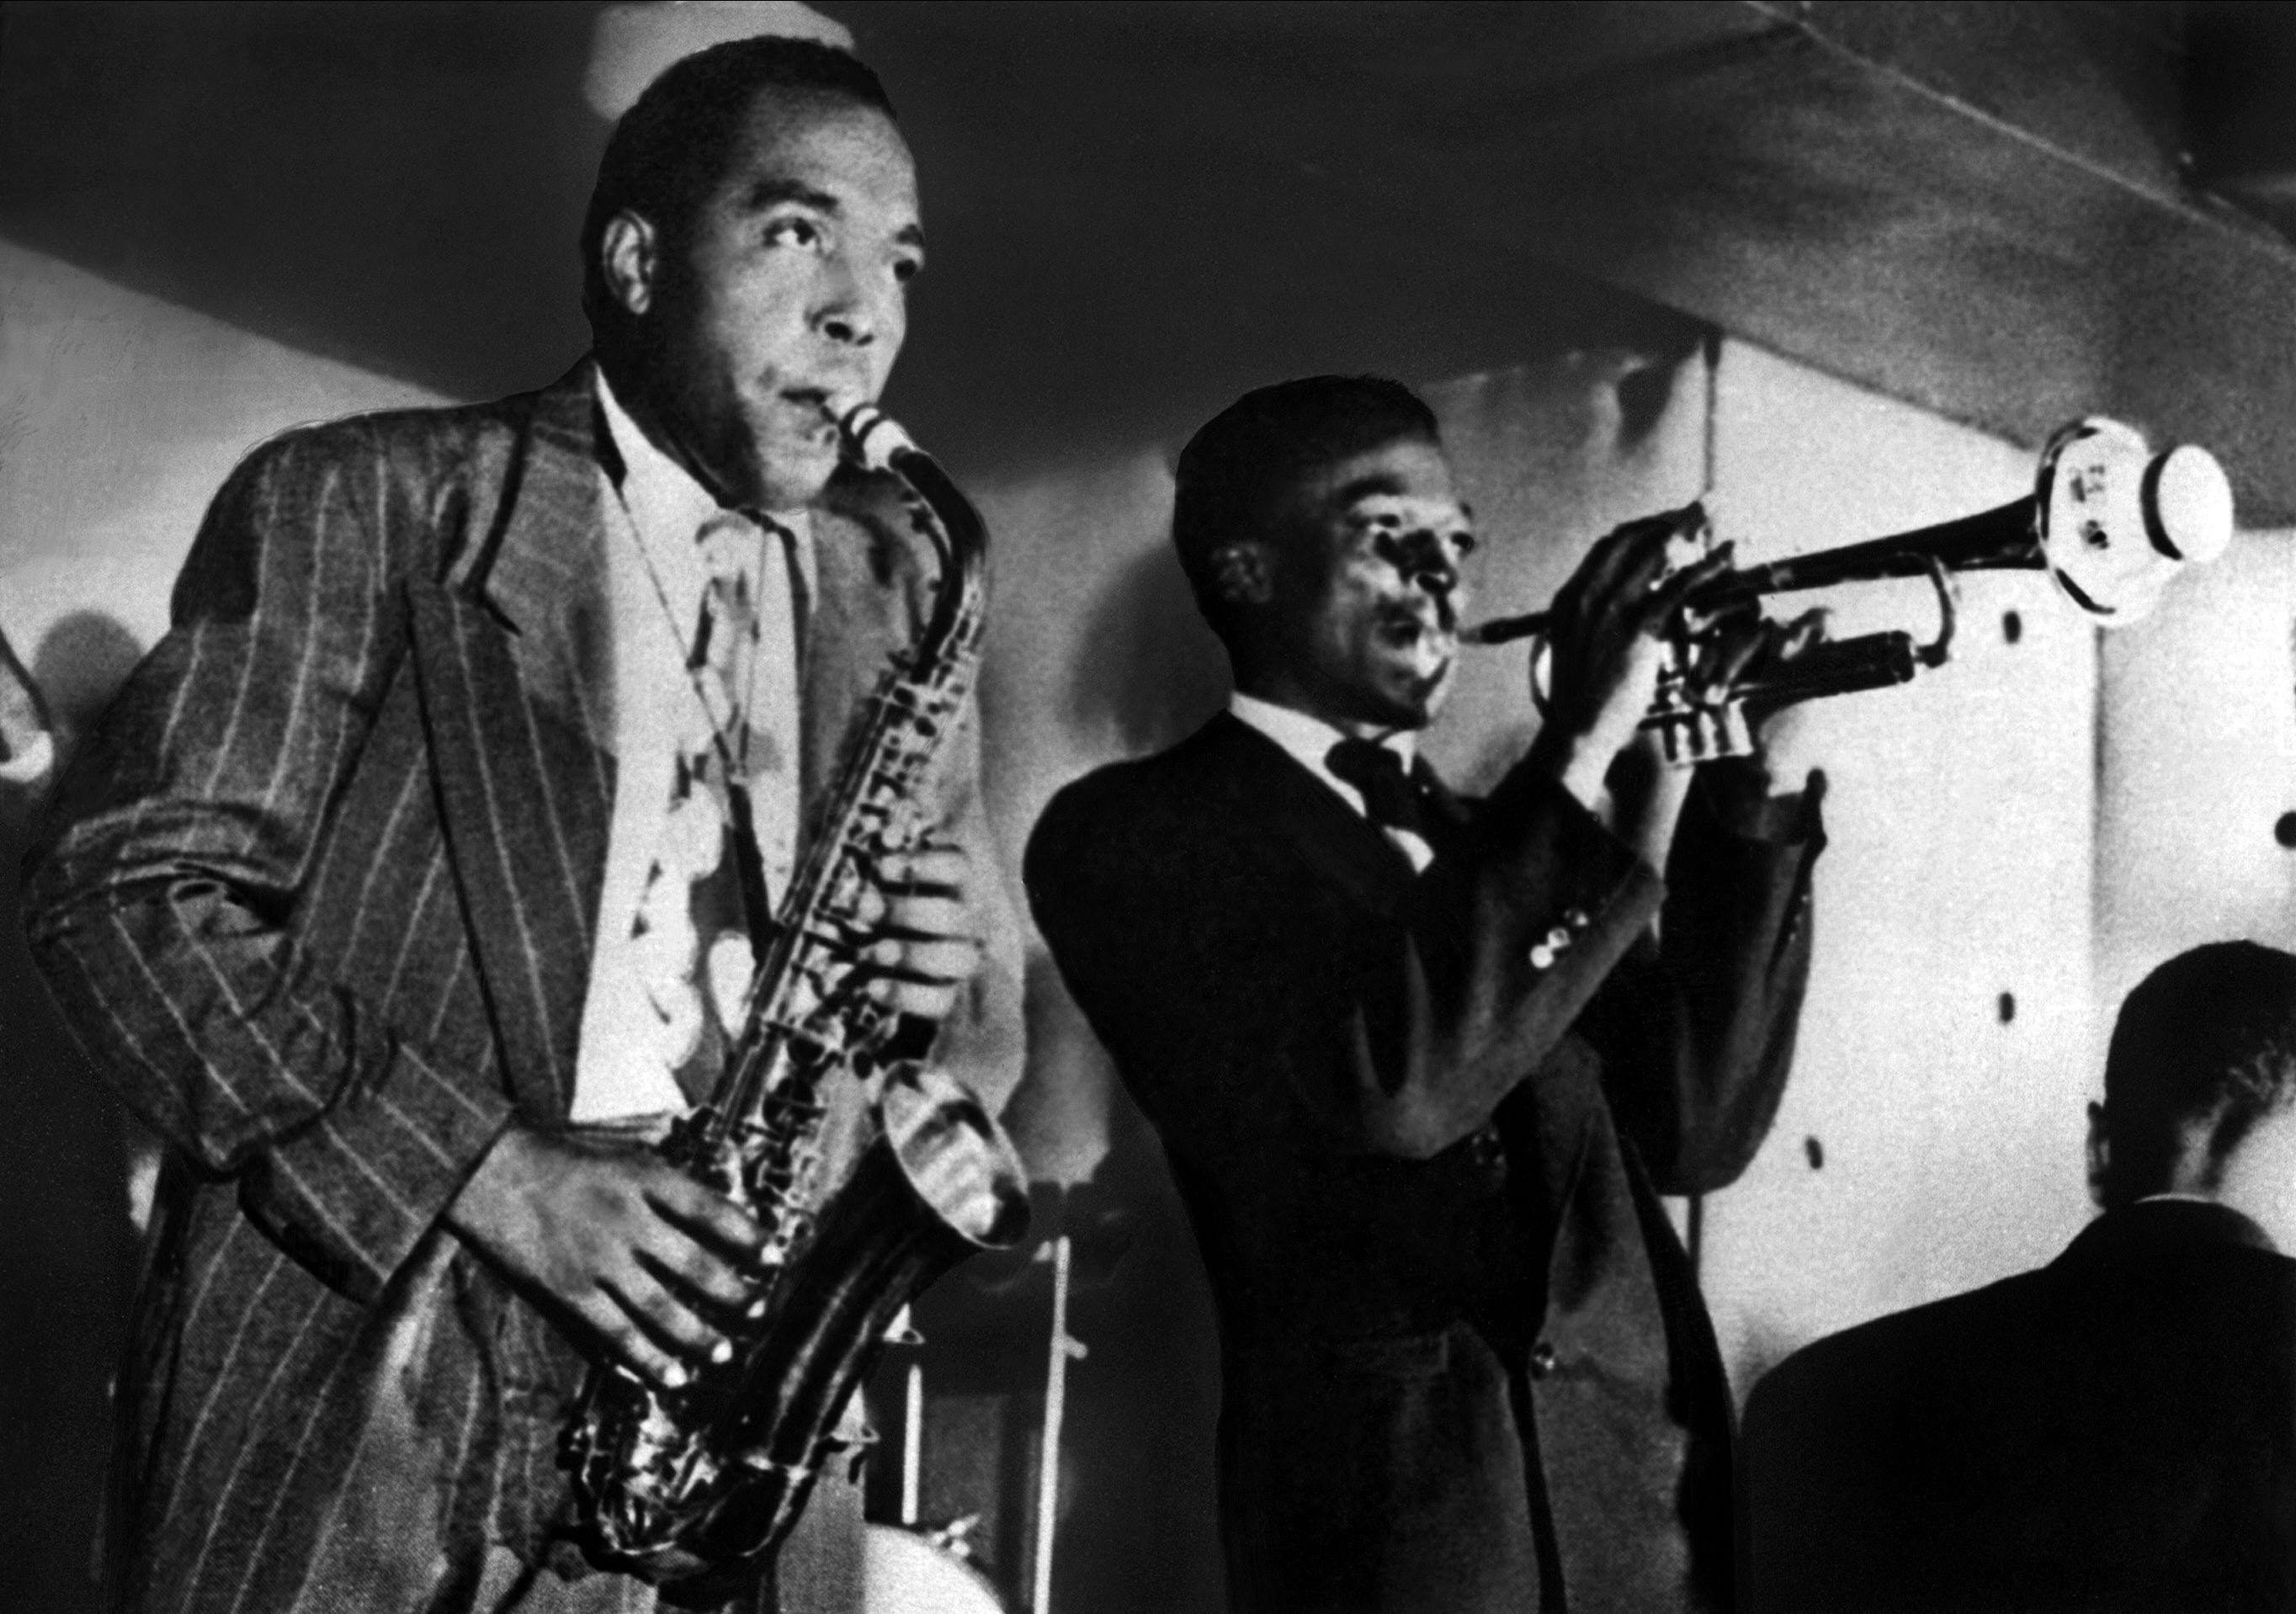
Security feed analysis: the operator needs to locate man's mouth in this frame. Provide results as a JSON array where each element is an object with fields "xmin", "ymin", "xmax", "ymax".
[
  {"xmin": 776, "ymin": 385, "xmax": 842, "ymax": 443},
  {"xmin": 1376, "ymin": 597, "xmax": 1457, "ymax": 645},
  {"xmin": 1374, "ymin": 603, "xmax": 1459, "ymax": 680}
]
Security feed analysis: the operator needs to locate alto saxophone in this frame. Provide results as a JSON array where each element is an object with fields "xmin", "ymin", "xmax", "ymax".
[{"xmin": 564, "ymin": 404, "xmax": 1030, "ymax": 1597}]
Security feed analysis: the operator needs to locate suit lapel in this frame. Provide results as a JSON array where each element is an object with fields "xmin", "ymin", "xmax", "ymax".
[
  {"xmin": 1199, "ymin": 713, "xmax": 1421, "ymax": 918},
  {"xmin": 1411, "ymin": 756, "xmax": 1475, "ymax": 861},
  {"xmin": 407, "ymin": 368, "xmax": 614, "ymax": 1121},
  {"xmin": 1204, "ymin": 714, "xmax": 1606, "ymax": 1266}
]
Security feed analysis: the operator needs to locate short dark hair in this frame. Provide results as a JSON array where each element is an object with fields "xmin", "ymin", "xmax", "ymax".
[
  {"xmin": 581, "ymin": 35, "xmax": 897, "ymax": 334},
  {"xmin": 1172, "ymin": 375, "xmax": 1440, "ymax": 629},
  {"xmin": 2101, "ymin": 940, "xmax": 2296, "ymax": 1207}
]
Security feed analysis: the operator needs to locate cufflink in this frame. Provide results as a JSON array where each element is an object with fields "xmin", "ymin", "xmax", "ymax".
[{"xmin": 1530, "ymin": 912, "xmax": 1587, "ymax": 970}]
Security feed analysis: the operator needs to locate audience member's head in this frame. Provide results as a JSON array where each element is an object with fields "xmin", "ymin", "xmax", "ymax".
[{"xmin": 2093, "ymin": 941, "xmax": 2296, "ymax": 1230}]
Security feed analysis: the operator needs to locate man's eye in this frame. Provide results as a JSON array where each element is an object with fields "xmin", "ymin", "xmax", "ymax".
[
  {"xmin": 892, "ymin": 257, "xmax": 923, "ymax": 285},
  {"xmin": 764, "ymin": 216, "xmax": 824, "ymax": 250}
]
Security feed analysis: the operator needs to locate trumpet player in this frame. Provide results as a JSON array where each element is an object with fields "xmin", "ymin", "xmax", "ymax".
[
  {"xmin": 1027, "ymin": 374, "xmax": 1827, "ymax": 1612},
  {"xmin": 21, "ymin": 37, "xmax": 1016, "ymax": 1614}
]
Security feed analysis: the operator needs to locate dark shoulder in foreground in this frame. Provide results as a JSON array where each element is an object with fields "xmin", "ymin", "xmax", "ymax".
[{"xmin": 1746, "ymin": 1261, "xmax": 2048, "ymax": 1431}]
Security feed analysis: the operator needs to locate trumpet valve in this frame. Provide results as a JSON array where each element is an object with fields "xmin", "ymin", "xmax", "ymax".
[{"xmin": 1646, "ymin": 651, "xmax": 1758, "ymax": 767}]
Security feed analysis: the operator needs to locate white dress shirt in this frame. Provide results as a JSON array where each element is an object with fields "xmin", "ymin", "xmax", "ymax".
[
  {"xmin": 0, "ymin": 729, "xmax": 52, "ymax": 789},
  {"xmin": 571, "ymin": 369, "xmax": 816, "ymax": 1122},
  {"xmin": 1227, "ymin": 691, "xmax": 1436, "ymax": 873}
]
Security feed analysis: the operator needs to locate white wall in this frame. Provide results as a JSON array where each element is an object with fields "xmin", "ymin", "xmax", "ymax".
[
  {"xmin": 2095, "ymin": 524, "xmax": 2296, "ymax": 1004},
  {"xmin": 1694, "ymin": 342, "xmax": 2104, "ymax": 1388},
  {"xmin": 0, "ymin": 240, "xmax": 439, "ymax": 715}
]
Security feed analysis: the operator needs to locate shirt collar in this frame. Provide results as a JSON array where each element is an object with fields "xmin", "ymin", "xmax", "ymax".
[
  {"xmin": 1227, "ymin": 692, "xmax": 1416, "ymax": 772},
  {"xmin": 2070, "ymin": 1196, "xmax": 2283, "ymax": 1261},
  {"xmin": 1227, "ymin": 694, "xmax": 1434, "ymax": 870},
  {"xmin": 593, "ymin": 366, "xmax": 817, "ymax": 600},
  {"xmin": 595, "ymin": 365, "xmax": 720, "ymax": 555}
]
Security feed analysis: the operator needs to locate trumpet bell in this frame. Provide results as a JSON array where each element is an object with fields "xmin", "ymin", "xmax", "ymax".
[{"xmin": 2036, "ymin": 417, "xmax": 2233, "ymax": 625}]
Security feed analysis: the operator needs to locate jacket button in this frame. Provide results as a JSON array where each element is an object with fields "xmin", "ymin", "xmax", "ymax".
[{"xmin": 1528, "ymin": 1340, "xmax": 1558, "ymax": 1379}]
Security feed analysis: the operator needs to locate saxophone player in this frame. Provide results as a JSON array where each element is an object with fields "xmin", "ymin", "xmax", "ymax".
[
  {"xmin": 1026, "ymin": 375, "xmax": 1826, "ymax": 1611},
  {"xmin": 22, "ymin": 37, "xmax": 1016, "ymax": 1614}
]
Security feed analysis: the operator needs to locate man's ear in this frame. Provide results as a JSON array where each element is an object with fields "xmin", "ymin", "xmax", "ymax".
[
  {"xmin": 2086, "ymin": 1100, "xmax": 2112, "ymax": 1209},
  {"xmin": 1207, "ymin": 540, "xmax": 1276, "ymax": 609},
  {"xmin": 598, "ymin": 211, "xmax": 661, "ymax": 319}
]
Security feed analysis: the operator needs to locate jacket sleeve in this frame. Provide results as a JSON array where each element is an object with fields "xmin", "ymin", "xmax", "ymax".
[
  {"xmin": 922, "ymin": 686, "xmax": 1027, "ymax": 1116},
  {"xmin": 20, "ymin": 428, "xmax": 513, "ymax": 1303},
  {"xmin": 1026, "ymin": 750, "xmax": 1666, "ymax": 1167},
  {"xmin": 1583, "ymin": 763, "xmax": 1824, "ymax": 1194}
]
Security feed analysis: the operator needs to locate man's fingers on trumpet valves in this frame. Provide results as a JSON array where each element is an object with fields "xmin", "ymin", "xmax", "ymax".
[{"xmin": 1543, "ymin": 503, "xmax": 1731, "ymax": 758}]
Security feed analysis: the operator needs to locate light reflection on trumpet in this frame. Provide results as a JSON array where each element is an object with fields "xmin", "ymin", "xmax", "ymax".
[{"xmin": 1470, "ymin": 417, "xmax": 2235, "ymax": 766}]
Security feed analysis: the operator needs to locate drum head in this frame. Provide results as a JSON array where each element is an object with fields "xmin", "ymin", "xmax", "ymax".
[{"xmin": 861, "ymin": 1523, "xmax": 1007, "ymax": 1614}]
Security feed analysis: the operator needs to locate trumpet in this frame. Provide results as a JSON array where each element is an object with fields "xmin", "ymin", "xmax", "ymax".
[{"xmin": 1470, "ymin": 417, "xmax": 2235, "ymax": 766}]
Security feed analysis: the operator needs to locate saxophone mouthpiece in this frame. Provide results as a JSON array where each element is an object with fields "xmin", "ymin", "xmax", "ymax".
[{"xmin": 837, "ymin": 401, "xmax": 917, "ymax": 474}]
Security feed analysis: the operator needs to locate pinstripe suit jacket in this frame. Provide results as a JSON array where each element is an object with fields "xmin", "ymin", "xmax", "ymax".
[{"xmin": 21, "ymin": 363, "xmax": 1021, "ymax": 1614}]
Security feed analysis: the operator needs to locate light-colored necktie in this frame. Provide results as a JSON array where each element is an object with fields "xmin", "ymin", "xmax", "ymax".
[{"xmin": 627, "ymin": 511, "xmax": 805, "ymax": 1105}]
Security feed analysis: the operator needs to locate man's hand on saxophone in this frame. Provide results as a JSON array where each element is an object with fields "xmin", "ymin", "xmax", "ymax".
[
  {"xmin": 855, "ymin": 837, "xmax": 986, "ymax": 1023},
  {"xmin": 444, "ymin": 1125, "xmax": 770, "ymax": 1393},
  {"xmin": 438, "ymin": 837, "xmax": 989, "ymax": 1394}
]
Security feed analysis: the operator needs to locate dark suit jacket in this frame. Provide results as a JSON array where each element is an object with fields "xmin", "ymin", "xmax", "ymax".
[
  {"xmin": 21, "ymin": 364, "xmax": 1020, "ymax": 1614},
  {"xmin": 1025, "ymin": 712, "xmax": 1818, "ymax": 1612},
  {"xmin": 1743, "ymin": 1199, "xmax": 2296, "ymax": 1612}
]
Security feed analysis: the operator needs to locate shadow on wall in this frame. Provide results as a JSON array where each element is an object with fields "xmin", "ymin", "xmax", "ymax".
[
  {"xmin": 0, "ymin": 610, "xmax": 147, "ymax": 1614},
  {"xmin": 35, "ymin": 612, "xmax": 147, "ymax": 746},
  {"xmin": 1068, "ymin": 542, "xmax": 1230, "ymax": 763}
]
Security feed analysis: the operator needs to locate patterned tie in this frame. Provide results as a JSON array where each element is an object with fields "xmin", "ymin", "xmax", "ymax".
[{"xmin": 628, "ymin": 510, "xmax": 805, "ymax": 1106}]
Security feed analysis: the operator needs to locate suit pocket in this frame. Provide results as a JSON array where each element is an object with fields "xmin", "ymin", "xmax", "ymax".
[{"xmin": 1328, "ymin": 1329, "xmax": 1452, "ymax": 1378}]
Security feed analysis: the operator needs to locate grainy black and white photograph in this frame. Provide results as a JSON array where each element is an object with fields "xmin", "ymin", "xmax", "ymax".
[{"xmin": 3, "ymin": 3, "xmax": 2294, "ymax": 1611}]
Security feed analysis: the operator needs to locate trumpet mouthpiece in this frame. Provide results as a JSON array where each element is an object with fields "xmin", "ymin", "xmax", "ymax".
[{"xmin": 1464, "ymin": 612, "xmax": 1549, "ymax": 646}]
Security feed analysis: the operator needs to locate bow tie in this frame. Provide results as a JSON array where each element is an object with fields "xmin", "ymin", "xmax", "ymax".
[{"xmin": 1326, "ymin": 737, "xmax": 1432, "ymax": 841}]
